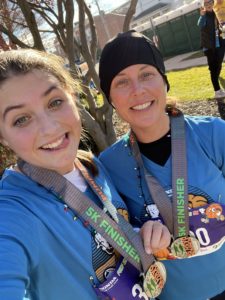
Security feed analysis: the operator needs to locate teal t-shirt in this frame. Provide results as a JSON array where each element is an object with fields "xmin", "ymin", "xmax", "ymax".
[{"xmin": 100, "ymin": 115, "xmax": 225, "ymax": 300}]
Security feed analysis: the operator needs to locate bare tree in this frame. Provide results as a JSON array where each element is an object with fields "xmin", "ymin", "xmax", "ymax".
[
  {"xmin": 0, "ymin": 0, "xmax": 18, "ymax": 49},
  {"xmin": 123, "ymin": 0, "xmax": 138, "ymax": 32},
  {"xmin": 0, "ymin": 0, "xmax": 138, "ymax": 152}
]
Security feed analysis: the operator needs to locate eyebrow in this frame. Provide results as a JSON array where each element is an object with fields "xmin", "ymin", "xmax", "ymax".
[
  {"xmin": 3, "ymin": 84, "xmax": 59, "ymax": 121},
  {"xmin": 41, "ymin": 84, "xmax": 58, "ymax": 97},
  {"xmin": 116, "ymin": 65, "xmax": 151, "ymax": 77}
]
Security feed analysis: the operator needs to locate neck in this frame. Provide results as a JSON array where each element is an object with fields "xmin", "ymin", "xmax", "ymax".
[{"xmin": 132, "ymin": 114, "xmax": 170, "ymax": 143}]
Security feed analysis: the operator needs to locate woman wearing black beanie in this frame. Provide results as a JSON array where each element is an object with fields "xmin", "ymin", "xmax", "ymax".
[{"xmin": 99, "ymin": 30, "xmax": 225, "ymax": 300}]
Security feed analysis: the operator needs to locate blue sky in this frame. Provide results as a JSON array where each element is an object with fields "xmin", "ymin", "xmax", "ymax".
[
  {"xmin": 101, "ymin": 0, "xmax": 128, "ymax": 11},
  {"xmin": 88, "ymin": 0, "xmax": 128, "ymax": 14},
  {"xmin": 74, "ymin": 0, "xmax": 129, "ymax": 21}
]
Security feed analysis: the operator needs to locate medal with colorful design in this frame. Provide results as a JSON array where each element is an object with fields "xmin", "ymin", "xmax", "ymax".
[
  {"xmin": 170, "ymin": 236, "xmax": 200, "ymax": 258},
  {"xmin": 143, "ymin": 261, "xmax": 166, "ymax": 298}
]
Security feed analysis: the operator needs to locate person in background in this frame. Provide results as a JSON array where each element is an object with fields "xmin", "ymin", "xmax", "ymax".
[
  {"xmin": 99, "ymin": 30, "xmax": 225, "ymax": 300},
  {"xmin": 198, "ymin": 0, "xmax": 225, "ymax": 98},
  {"xmin": 0, "ymin": 49, "xmax": 171, "ymax": 300}
]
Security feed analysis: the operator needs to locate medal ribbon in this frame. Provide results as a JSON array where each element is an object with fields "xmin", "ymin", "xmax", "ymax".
[
  {"xmin": 129, "ymin": 109, "xmax": 189, "ymax": 239},
  {"xmin": 17, "ymin": 158, "xmax": 155, "ymax": 274},
  {"xmin": 171, "ymin": 110, "xmax": 189, "ymax": 239},
  {"xmin": 74, "ymin": 158, "xmax": 119, "ymax": 223}
]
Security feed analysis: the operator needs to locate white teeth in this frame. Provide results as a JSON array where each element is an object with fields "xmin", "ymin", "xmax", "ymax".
[
  {"xmin": 132, "ymin": 102, "xmax": 152, "ymax": 110},
  {"xmin": 42, "ymin": 136, "xmax": 64, "ymax": 149}
]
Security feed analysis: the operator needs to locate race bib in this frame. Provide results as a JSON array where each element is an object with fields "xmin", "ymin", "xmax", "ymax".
[
  {"xmin": 188, "ymin": 203, "xmax": 225, "ymax": 256},
  {"xmin": 94, "ymin": 257, "xmax": 149, "ymax": 300},
  {"xmin": 154, "ymin": 203, "xmax": 225, "ymax": 260}
]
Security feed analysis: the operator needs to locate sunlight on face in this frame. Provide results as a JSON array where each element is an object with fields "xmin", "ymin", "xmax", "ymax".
[
  {"xmin": 0, "ymin": 70, "xmax": 81, "ymax": 174},
  {"xmin": 110, "ymin": 64, "xmax": 169, "ymax": 141}
]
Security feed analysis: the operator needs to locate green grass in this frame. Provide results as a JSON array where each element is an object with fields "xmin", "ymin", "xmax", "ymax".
[{"xmin": 167, "ymin": 64, "xmax": 225, "ymax": 101}]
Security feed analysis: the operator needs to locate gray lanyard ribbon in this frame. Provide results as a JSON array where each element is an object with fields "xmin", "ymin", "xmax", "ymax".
[
  {"xmin": 17, "ymin": 158, "xmax": 155, "ymax": 274},
  {"xmin": 130, "ymin": 109, "xmax": 189, "ymax": 239}
]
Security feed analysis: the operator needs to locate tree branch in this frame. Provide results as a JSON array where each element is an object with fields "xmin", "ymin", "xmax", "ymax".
[
  {"xmin": 123, "ymin": 0, "xmax": 138, "ymax": 32},
  {"xmin": 83, "ymin": 1, "xmax": 97, "ymax": 62},
  {"xmin": 16, "ymin": 0, "xmax": 45, "ymax": 50},
  {"xmin": 0, "ymin": 23, "xmax": 30, "ymax": 48}
]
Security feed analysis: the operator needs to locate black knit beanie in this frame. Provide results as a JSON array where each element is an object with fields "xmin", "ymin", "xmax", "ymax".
[{"xmin": 99, "ymin": 30, "xmax": 170, "ymax": 101}]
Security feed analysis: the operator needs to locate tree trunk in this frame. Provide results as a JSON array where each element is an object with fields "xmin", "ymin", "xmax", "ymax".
[
  {"xmin": 123, "ymin": 0, "xmax": 138, "ymax": 32},
  {"xmin": 76, "ymin": 0, "xmax": 117, "ymax": 148},
  {"xmin": 17, "ymin": 0, "xmax": 45, "ymax": 50}
]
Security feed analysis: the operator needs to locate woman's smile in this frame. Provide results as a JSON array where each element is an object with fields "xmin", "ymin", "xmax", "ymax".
[
  {"xmin": 40, "ymin": 133, "xmax": 69, "ymax": 151},
  {"xmin": 131, "ymin": 100, "xmax": 154, "ymax": 111}
]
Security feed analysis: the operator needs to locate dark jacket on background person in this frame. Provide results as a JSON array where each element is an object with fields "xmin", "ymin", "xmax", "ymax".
[{"xmin": 198, "ymin": 11, "xmax": 221, "ymax": 49}]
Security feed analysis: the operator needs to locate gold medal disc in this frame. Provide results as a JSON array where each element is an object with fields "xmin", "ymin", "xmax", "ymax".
[
  {"xmin": 143, "ymin": 261, "xmax": 166, "ymax": 298},
  {"xmin": 170, "ymin": 236, "xmax": 200, "ymax": 258}
]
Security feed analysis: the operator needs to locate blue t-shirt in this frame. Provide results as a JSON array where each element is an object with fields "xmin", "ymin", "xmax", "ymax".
[
  {"xmin": 0, "ymin": 158, "xmax": 128, "ymax": 300},
  {"xmin": 100, "ymin": 115, "xmax": 225, "ymax": 300}
]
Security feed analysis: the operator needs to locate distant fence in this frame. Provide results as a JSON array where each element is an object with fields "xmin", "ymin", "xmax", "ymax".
[{"xmin": 142, "ymin": 8, "xmax": 201, "ymax": 58}]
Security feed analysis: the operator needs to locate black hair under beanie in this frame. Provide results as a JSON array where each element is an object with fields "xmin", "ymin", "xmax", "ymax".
[{"xmin": 99, "ymin": 30, "xmax": 170, "ymax": 101}]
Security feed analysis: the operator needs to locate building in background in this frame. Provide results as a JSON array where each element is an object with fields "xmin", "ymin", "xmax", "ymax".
[
  {"xmin": 131, "ymin": 0, "xmax": 202, "ymax": 57},
  {"xmin": 131, "ymin": 0, "xmax": 199, "ymax": 32},
  {"xmin": 73, "ymin": 10, "xmax": 126, "ymax": 53},
  {"xmin": 93, "ymin": 12, "xmax": 125, "ymax": 49},
  {"xmin": 131, "ymin": 1, "xmax": 170, "ymax": 31},
  {"xmin": 55, "ymin": 0, "xmax": 202, "ymax": 60}
]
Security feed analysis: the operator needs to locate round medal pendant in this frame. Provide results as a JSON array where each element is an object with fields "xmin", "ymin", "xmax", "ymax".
[
  {"xmin": 170, "ymin": 236, "xmax": 200, "ymax": 258},
  {"xmin": 143, "ymin": 261, "xmax": 166, "ymax": 298}
]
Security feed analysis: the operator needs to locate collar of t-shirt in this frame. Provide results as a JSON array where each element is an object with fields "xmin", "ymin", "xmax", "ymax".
[
  {"xmin": 137, "ymin": 130, "xmax": 171, "ymax": 166},
  {"xmin": 63, "ymin": 167, "xmax": 87, "ymax": 192}
]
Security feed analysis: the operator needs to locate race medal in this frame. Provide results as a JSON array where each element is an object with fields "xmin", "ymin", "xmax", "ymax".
[
  {"xmin": 143, "ymin": 261, "xmax": 166, "ymax": 298},
  {"xmin": 170, "ymin": 236, "xmax": 200, "ymax": 258}
]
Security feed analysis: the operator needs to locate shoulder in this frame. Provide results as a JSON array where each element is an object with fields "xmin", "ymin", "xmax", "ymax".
[
  {"xmin": 184, "ymin": 115, "xmax": 225, "ymax": 131},
  {"xmin": 99, "ymin": 134, "xmax": 129, "ymax": 162},
  {"xmin": 0, "ymin": 169, "xmax": 38, "ymax": 204},
  {"xmin": 92, "ymin": 156, "xmax": 128, "ymax": 210},
  {"xmin": 184, "ymin": 115, "xmax": 225, "ymax": 152},
  {"xmin": 93, "ymin": 156, "xmax": 121, "ymax": 186},
  {"xmin": 0, "ymin": 168, "xmax": 55, "ymax": 219},
  {"xmin": 0, "ymin": 168, "xmax": 48, "ymax": 203},
  {"xmin": 0, "ymin": 167, "xmax": 42, "ymax": 215},
  {"xmin": 1, "ymin": 168, "xmax": 39, "ymax": 189}
]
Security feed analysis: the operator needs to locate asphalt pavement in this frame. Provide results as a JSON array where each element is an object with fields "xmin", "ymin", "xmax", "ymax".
[{"xmin": 164, "ymin": 51, "xmax": 207, "ymax": 72}]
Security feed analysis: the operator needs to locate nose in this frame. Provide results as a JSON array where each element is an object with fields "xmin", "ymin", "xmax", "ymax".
[
  {"xmin": 131, "ymin": 80, "xmax": 145, "ymax": 96},
  {"xmin": 38, "ymin": 113, "xmax": 60, "ymax": 136}
]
